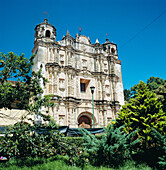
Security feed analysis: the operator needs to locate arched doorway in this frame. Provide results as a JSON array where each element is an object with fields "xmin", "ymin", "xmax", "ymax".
[
  {"xmin": 78, "ymin": 112, "xmax": 96, "ymax": 128},
  {"xmin": 78, "ymin": 115, "xmax": 91, "ymax": 128}
]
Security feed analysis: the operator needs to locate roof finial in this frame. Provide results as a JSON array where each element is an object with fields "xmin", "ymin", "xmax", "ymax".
[
  {"xmin": 95, "ymin": 39, "xmax": 99, "ymax": 44},
  {"xmin": 44, "ymin": 18, "xmax": 48, "ymax": 23},
  {"xmin": 79, "ymin": 26, "xmax": 82, "ymax": 35},
  {"xmin": 105, "ymin": 33, "xmax": 110, "ymax": 41},
  {"xmin": 43, "ymin": 11, "xmax": 49, "ymax": 19},
  {"xmin": 66, "ymin": 30, "xmax": 70, "ymax": 35}
]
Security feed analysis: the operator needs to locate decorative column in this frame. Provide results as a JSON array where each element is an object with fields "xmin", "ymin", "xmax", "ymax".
[
  {"xmin": 75, "ymin": 54, "xmax": 77, "ymax": 68},
  {"xmin": 76, "ymin": 77, "xmax": 79, "ymax": 98},
  {"xmin": 70, "ymin": 108, "xmax": 76, "ymax": 128},
  {"xmin": 68, "ymin": 74, "xmax": 74, "ymax": 96},
  {"xmin": 54, "ymin": 48, "xmax": 57, "ymax": 63},
  {"xmin": 53, "ymin": 70, "xmax": 57, "ymax": 94},
  {"xmin": 99, "ymin": 108, "xmax": 103, "ymax": 126},
  {"xmin": 50, "ymin": 48, "xmax": 53, "ymax": 61},
  {"xmin": 57, "ymin": 49, "xmax": 59, "ymax": 64},
  {"xmin": 68, "ymin": 107, "xmax": 72, "ymax": 126},
  {"xmin": 94, "ymin": 56, "xmax": 97, "ymax": 72},
  {"xmin": 68, "ymin": 51, "xmax": 72, "ymax": 66},
  {"xmin": 103, "ymin": 108, "xmax": 107, "ymax": 126},
  {"xmin": 48, "ymin": 67, "xmax": 52, "ymax": 94}
]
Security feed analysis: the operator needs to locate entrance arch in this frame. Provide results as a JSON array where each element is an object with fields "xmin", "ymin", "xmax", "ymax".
[{"xmin": 78, "ymin": 112, "xmax": 95, "ymax": 128}]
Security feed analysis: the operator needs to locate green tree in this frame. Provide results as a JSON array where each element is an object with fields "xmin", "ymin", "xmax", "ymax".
[
  {"xmin": 123, "ymin": 89, "xmax": 132, "ymax": 102},
  {"xmin": 0, "ymin": 52, "xmax": 48, "ymax": 110},
  {"xmin": 115, "ymin": 81, "xmax": 166, "ymax": 149},
  {"xmin": 123, "ymin": 76, "xmax": 166, "ymax": 104},
  {"xmin": 147, "ymin": 76, "xmax": 166, "ymax": 92},
  {"xmin": 155, "ymin": 82, "xmax": 166, "ymax": 112},
  {"xmin": 0, "ymin": 52, "xmax": 85, "ymax": 166}
]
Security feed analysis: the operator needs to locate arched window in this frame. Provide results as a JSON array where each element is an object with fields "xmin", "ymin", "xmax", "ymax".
[
  {"xmin": 111, "ymin": 48, "xmax": 115, "ymax": 54},
  {"xmin": 45, "ymin": 30, "xmax": 51, "ymax": 38}
]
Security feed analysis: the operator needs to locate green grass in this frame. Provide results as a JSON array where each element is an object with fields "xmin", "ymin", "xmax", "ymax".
[{"xmin": 0, "ymin": 156, "xmax": 152, "ymax": 170}]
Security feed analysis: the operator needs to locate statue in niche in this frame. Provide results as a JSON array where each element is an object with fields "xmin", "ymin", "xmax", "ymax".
[
  {"xmin": 59, "ymin": 79, "xmax": 65, "ymax": 91},
  {"xmin": 105, "ymin": 85, "xmax": 110, "ymax": 96},
  {"xmin": 59, "ymin": 117, "xmax": 64, "ymax": 126}
]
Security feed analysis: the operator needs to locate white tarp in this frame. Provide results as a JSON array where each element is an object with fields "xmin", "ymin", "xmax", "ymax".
[{"xmin": 0, "ymin": 108, "xmax": 27, "ymax": 126}]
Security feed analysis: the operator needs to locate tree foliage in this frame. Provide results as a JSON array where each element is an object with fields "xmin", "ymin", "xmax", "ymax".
[
  {"xmin": 123, "ymin": 89, "xmax": 132, "ymax": 102},
  {"xmin": 0, "ymin": 52, "xmax": 86, "ymax": 167},
  {"xmin": 155, "ymin": 82, "xmax": 166, "ymax": 112},
  {"xmin": 123, "ymin": 76, "xmax": 166, "ymax": 99},
  {"xmin": 147, "ymin": 76, "xmax": 166, "ymax": 92},
  {"xmin": 116, "ymin": 81, "xmax": 166, "ymax": 149},
  {"xmin": 0, "ymin": 52, "xmax": 47, "ymax": 109},
  {"xmin": 151, "ymin": 128, "xmax": 166, "ymax": 169}
]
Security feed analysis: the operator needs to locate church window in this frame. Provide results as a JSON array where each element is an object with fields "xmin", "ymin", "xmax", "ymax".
[
  {"xmin": 80, "ymin": 83, "xmax": 86, "ymax": 92},
  {"xmin": 46, "ymin": 30, "xmax": 51, "ymax": 37},
  {"xmin": 80, "ymin": 79, "xmax": 90, "ymax": 93},
  {"xmin": 111, "ymin": 48, "xmax": 115, "ymax": 54}
]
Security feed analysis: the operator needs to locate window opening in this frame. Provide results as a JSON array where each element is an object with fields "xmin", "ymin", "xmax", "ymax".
[
  {"xmin": 80, "ymin": 83, "xmax": 86, "ymax": 92},
  {"xmin": 46, "ymin": 30, "xmax": 51, "ymax": 37},
  {"xmin": 80, "ymin": 79, "xmax": 90, "ymax": 93}
]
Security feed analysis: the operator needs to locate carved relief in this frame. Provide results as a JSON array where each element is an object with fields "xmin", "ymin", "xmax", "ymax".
[{"xmin": 33, "ymin": 19, "xmax": 124, "ymax": 128}]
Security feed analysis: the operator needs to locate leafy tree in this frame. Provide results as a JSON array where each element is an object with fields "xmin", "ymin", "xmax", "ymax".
[
  {"xmin": 155, "ymin": 82, "xmax": 166, "ymax": 112},
  {"xmin": 0, "ymin": 52, "xmax": 85, "ymax": 167},
  {"xmin": 123, "ymin": 77, "xmax": 166, "ymax": 104},
  {"xmin": 123, "ymin": 89, "xmax": 132, "ymax": 102},
  {"xmin": 147, "ymin": 76, "xmax": 166, "ymax": 92},
  {"xmin": 0, "ymin": 52, "xmax": 47, "ymax": 110},
  {"xmin": 115, "ymin": 81, "xmax": 166, "ymax": 149}
]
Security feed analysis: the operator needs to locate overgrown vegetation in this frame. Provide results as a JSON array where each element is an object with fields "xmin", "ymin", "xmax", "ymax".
[
  {"xmin": 0, "ymin": 156, "xmax": 153, "ymax": 170},
  {"xmin": 118, "ymin": 81, "xmax": 166, "ymax": 169},
  {"xmin": 0, "ymin": 52, "xmax": 166, "ymax": 169}
]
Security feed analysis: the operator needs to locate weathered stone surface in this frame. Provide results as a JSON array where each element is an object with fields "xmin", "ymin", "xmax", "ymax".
[{"xmin": 32, "ymin": 19, "xmax": 124, "ymax": 128}]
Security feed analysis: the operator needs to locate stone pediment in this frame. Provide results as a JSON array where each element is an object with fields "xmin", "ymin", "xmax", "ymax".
[
  {"xmin": 79, "ymin": 35, "xmax": 91, "ymax": 45},
  {"xmin": 79, "ymin": 70, "xmax": 92, "ymax": 77}
]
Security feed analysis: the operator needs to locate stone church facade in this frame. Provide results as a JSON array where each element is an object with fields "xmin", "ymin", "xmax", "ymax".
[{"xmin": 32, "ymin": 19, "xmax": 124, "ymax": 128}]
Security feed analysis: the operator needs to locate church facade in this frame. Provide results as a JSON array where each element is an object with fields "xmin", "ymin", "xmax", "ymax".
[{"xmin": 32, "ymin": 19, "xmax": 124, "ymax": 128}]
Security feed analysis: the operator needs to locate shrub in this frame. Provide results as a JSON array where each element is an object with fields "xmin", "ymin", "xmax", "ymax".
[
  {"xmin": 151, "ymin": 128, "xmax": 166, "ymax": 169},
  {"xmin": 80, "ymin": 125, "xmax": 139, "ymax": 167}
]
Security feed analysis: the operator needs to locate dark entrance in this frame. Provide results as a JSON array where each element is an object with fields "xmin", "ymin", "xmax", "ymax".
[{"xmin": 78, "ymin": 115, "xmax": 91, "ymax": 128}]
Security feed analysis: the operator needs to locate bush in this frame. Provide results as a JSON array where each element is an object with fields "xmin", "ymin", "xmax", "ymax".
[
  {"xmin": 62, "ymin": 137, "xmax": 85, "ymax": 147},
  {"xmin": 80, "ymin": 125, "xmax": 139, "ymax": 168},
  {"xmin": 151, "ymin": 128, "xmax": 166, "ymax": 169},
  {"xmin": 0, "ymin": 122, "xmax": 87, "ymax": 168}
]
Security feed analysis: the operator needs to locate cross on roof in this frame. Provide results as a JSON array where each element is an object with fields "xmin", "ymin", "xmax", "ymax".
[{"xmin": 43, "ymin": 11, "xmax": 49, "ymax": 18}]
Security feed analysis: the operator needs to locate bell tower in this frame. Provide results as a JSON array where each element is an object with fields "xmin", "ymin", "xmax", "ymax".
[
  {"xmin": 34, "ymin": 18, "xmax": 56, "ymax": 43},
  {"xmin": 32, "ymin": 19, "xmax": 57, "ymax": 79}
]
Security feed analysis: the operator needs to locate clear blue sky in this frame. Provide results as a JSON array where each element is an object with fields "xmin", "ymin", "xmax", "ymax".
[{"xmin": 0, "ymin": 0, "xmax": 166, "ymax": 89}]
